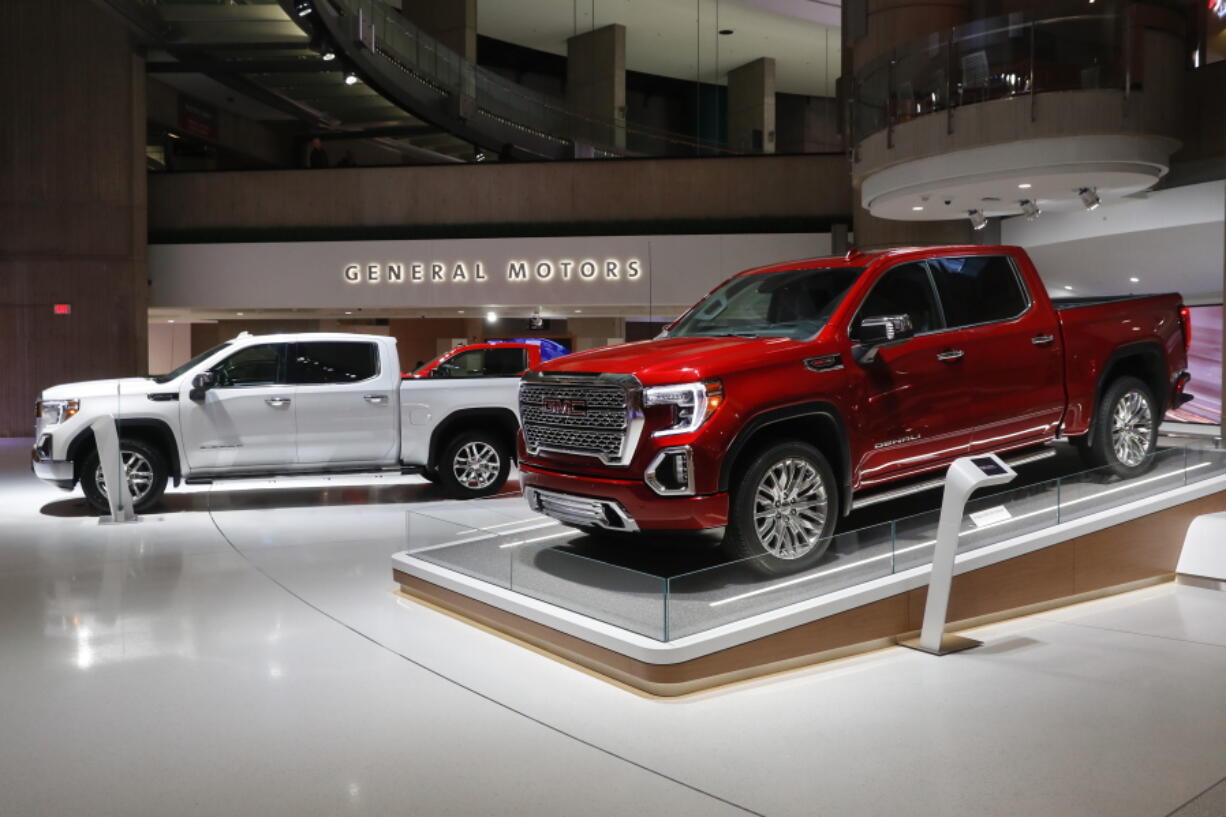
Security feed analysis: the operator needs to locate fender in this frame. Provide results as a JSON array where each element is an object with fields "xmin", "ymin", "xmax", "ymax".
[
  {"xmin": 1082, "ymin": 340, "xmax": 1168, "ymax": 445},
  {"xmin": 718, "ymin": 401, "xmax": 853, "ymax": 516},
  {"xmin": 427, "ymin": 407, "xmax": 520, "ymax": 472},
  {"xmin": 64, "ymin": 418, "xmax": 183, "ymax": 485}
]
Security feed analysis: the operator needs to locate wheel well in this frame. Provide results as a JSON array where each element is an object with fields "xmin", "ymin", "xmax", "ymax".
[
  {"xmin": 65, "ymin": 420, "xmax": 181, "ymax": 484},
  {"xmin": 1096, "ymin": 344, "xmax": 1168, "ymax": 419},
  {"xmin": 427, "ymin": 408, "xmax": 519, "ymax": 472},
  {"xmin": 719, "ymin": 406, "xmax": 852, "ymax": 516}
]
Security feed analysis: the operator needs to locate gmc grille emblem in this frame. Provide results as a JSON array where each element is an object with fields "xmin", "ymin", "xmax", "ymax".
[{"xmin": 544, "ymin": 398, "xmax": 588, "ymax": 416}]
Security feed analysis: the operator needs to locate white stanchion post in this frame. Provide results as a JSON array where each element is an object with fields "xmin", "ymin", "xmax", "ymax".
[
  {"xmin": 901, "ymin": 454, "xmax": 1016, "ymax": 656},
  {"xmin": 91, "ymin": 415, "xmax": 137, "ymax": 524}
]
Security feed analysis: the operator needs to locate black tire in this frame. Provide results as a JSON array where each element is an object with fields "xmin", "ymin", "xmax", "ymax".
[
  {"xmin": 80, "ymin": 437, "xmax": 169, "ymax": 514},
  {"xmin": 721, "ymin": 440, "xmax": 840, "ymax": 575},
  {"xmin": 435, "ymin": 430, "xmax": 511, "ymax": 498},
  {"xmin": 1075, "ymin": 375, "xmax": 1159, "ymax": 479}
]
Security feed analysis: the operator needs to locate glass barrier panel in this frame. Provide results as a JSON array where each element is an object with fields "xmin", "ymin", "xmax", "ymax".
[
  {"xmin": 891, "ymin": 506, "xmax": 940, "ymax": 573},
  {"xmin": 1183, "ymin": 445, "xmax": 1226, "ymax": 485},
  {"xmin": 891, "ymin": 32, "xmax": 951, "ymax": 125},
  {"xmin": 1055, "ymin": 447, "xmax": 1188, "ymax": 524},
  {"xmin": 508, "ymin": 543, "xmax": 667, "ymax": 641},
  {"xmin": 854, "ymin": 61, "xmax": 890, "ymax": 140},
  {"xmin": 951, "ymin": 16, "xmax": 1033, "ymax": 107},
  {"xmin": 665, "ymin": 521, "xmax": 895, "ymax": 640},
  {"xmin": 1031, "ymin": 16, "xmax": 1123, "ymax": 95},
  {"xmin": 956, "ymin": 477, "xmax": 1061, "ymax": 554}
]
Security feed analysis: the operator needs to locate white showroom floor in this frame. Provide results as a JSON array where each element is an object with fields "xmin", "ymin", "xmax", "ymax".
[{"xmin": 3, "ymin": 436, "xmax": 1226, "ymax": 817}]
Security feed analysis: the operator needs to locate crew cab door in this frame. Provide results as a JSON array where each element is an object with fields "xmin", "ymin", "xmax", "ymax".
[
  {"xmin": 179, "ymin": 342, "xmax": 296, "ymax": 470},
  {"xmin": 926, "ymin": 254, "xmax": 1065, "ymax": 451},
  {"xmin": 291, "ymin": 339, "xmax": 398, "ymax": 465},
  {"xmin": 849, "ymin": 261, "xmax": 975, "ymax": 485}
]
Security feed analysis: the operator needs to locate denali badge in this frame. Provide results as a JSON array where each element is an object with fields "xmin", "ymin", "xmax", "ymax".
[
  {"xmin": 543, "ymin": 398, "xmax": 588, "ymax": 416},
  {"xmin": 874, "ymin": 434, "xmax": 920, "ymax": 450}
]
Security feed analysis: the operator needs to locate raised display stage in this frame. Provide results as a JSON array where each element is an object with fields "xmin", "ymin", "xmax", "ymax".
[{"xmin": 393, "ymin": 445, "xmax": 1226, "ymax": 696}]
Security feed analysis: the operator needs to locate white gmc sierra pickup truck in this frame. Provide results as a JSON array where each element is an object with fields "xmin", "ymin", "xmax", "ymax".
[{"xmin": 32, "ymin": 332, "xmax": 521, "ymax": 512}]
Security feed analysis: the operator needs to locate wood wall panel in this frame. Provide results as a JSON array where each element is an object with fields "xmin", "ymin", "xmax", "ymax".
[{"xmin": 0, "ymin": 0, "xmax": 146, "ymax": 437}]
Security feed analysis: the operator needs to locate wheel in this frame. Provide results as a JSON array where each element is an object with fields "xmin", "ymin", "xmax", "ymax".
[
  {"xmin": 436, "ymin": 431, "xmax": 511, "ymax": 498},
  {"xmin": 1076, "ymin": 375, "xmax": 1158, "ymax": 478},
  {"xmin": 80, "ymin": 438, "xmax": 169, "ymax": 514},
  {"xmin": 722, "ymin": 440, "xmax": 839, "ymax": 575}
]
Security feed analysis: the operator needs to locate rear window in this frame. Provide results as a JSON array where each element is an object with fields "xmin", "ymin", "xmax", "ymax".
[
  {"xmin": 928, "ymin": 256, "xmax": 1029, "ymax": 327},
  {"xmin": 289, "ymin": 342, "xmax": 379, "ymax": 384}
]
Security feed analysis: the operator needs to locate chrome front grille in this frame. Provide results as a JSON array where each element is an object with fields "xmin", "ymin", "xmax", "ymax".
[{"xmin": 519, "ymin": 377, "xmax": 638, "ymax": 465}]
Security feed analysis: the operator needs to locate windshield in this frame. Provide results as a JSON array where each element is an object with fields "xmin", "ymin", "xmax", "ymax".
[
  {"xmin": 666, "ymin": 267, "xmax": 863, "ymax": 340},
  {"xmin": 151, "ymin": 342, "xmax": 232, "ymax": 384}
]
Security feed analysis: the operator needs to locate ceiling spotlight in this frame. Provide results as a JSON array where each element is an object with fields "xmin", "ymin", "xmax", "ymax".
[
  {"xmin": 486, "ymin": 311, "xmax": 498, "ymax": 323},
  {"xmin": 344, "ymin": 71, "xmax": 359, "ymax": 86},
  {"xmin": 321, "ymin": 50, "xmax": 336, "ymax": 62},
  {"xmin": 1078, "ymin": 187, "xmax": 1101, "ymax": 210},
  {"xmin": 968, "ymin": 209, "xmax": 988, "ymax": 231},
  {"xmin": 474, "ymin": 151, "xmax": 487, "ymax": 163},
  {"xmin": 1063, "ymin": 285, "xmax": 1074, "ymax": 291},
  {"xmin": 295, "ymin": 0, "xmax": 313, "ymax": 17},
  {"xmin": 1020, "ymin": 199, "xmax": 1041, "ymax": 221},
  {"xmin": 911, "ymin": 205, "xmax": 924, "ymax": 212},
  {"xmin": 1017, "ymin": 183, "xmax": 1032, "ymax": 189},
  {"xmin": 1129, "ymin": 276, "xmax": 1140, "ymax": 283}
]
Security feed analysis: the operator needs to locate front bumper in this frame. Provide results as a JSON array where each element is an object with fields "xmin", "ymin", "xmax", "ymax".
[
  {"xmin": 520, "ymin": 463, "xmax": 728, "ymax": 531},
  {"xmin": 31, "ymin": 450, "xmax": 74, "ymax": 489}
]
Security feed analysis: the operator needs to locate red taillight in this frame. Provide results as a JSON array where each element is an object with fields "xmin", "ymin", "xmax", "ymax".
[{"xmin": 1179, "ymin": 305, "xmax": 1192, "ymax": 351}]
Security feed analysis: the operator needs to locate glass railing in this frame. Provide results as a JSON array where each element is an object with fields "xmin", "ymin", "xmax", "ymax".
[
  {"xmin": 333, "ymin": 0, "xmax": 742, "ymax": 158},
  {"xmin": 852, "ymin": 11, "xmax": 1128, "ymax": 146},
  {"xmin": 398, "ymin": 444, "xmax": 1226, "ymax": 642}
]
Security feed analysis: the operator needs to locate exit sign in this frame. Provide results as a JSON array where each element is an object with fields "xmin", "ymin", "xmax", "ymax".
[{"xmin": 53, "ymin": 304, "xmax": 71, "ymax": 315}]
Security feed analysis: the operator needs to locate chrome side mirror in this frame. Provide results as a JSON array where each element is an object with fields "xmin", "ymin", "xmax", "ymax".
[{"xmin": 856, "ymin": 314, "xmax": 914, "ymax": 364}]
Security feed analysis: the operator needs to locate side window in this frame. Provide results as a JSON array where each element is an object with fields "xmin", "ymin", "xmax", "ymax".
[
  {"xmin": 483, "ymin": 347, "xmax": 528, "ymax": 376},
  {"xmin": 929, "ymin": 256, "xmax": 1029, "ymax": 327},
  {"xmin": 853, "ymin": 262, "xmax": 942, "ymax": 337},
  {"xmin": 434, "ymin": 349, "xmax": 485, "ymax": 378},
  {"xmin": 211, "ymin": 344, "xmax": 284, "ymax": 388},
  {"xmin": 289, "ymin": 342, "xmax": 379, "ymax": 384}
]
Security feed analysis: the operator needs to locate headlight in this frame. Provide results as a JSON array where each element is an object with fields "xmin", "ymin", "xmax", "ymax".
[
  {"xmin": 38, "ymin": 399, "xmax": 80, "ymax": 425},
  {"xmin": 643, "ymin": 380, "xmax": 723, "ymax": 438}
]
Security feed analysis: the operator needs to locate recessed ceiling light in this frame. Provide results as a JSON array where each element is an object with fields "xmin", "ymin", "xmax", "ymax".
[
  {"xmin": 1063, "ymin": 285, "xmax": 1074, "ymax": 291},
  {"xmin": 457, "ymin": 309, "xmax": 465, "ymax": 314},
  {"xmin": 236, "ymin": 312, "xmax": 245, "ymax": 316},
  {"xmin": 1017, "ymin": 183, "xmax": 1032, "ymax": 189},
  {"xmin": 1129, "ymin": 277, "xmax": 1140, "ymax": 283},
  {"xmin": 574, "ymin": 309, "xmax": 583, "ymax": 313},
  {"xmin": 344, "ymin": 311, "xmax": 353, "ymax": 315},
  {"xmin": 912, "ymin": 206, "xmax": 924, "ymax": 211},
  {"xmin": 168, "ymin": 319, "xmax": 176, "ymax": 324},
  {"xmin": 486, "ymin": 311, "xmax": 498, "ymax": 323}
]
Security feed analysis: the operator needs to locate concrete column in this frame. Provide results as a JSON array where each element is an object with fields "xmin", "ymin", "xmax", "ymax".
[
  {"xmin": 398, "ymin": 0, "xmax": 476, "ymax": 62},
  {"xmin": 727, "ymin": 58, "xmax": 776, "ymax": 154},
  {"xmin": 0, "ymin": 0, "xmax": 147, "ymax": 436},
  {"xmin": 567, "ymin": 24, "xmax": 626, "ymax": 151}
]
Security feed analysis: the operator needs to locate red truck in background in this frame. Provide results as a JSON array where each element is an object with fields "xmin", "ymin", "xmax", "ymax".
[
  {"xmin": 407, "ymin": 338, "xmax": 570, "ymax": 379},
  {"xmin": 518, "ymin": 245, "xmax": 1193, "ymax": 573}
]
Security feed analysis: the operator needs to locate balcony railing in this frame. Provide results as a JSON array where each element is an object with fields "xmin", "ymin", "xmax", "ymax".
[{"xmin": 851, "ymin": 11, "xmax": 1132, "ymax": 153}]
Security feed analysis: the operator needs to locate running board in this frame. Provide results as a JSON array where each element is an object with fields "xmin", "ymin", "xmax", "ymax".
[
  {"xmin": 850, "ymin": 447, "xmax": 1058, "ymax": 511},
  {"xmin": 184, "ymin": 464, "xmax": 424, "ymax": 485}
]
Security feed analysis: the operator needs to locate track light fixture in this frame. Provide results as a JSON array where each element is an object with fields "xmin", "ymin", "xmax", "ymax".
[
  {"xmin": 1020, "ymin": 199, "xmax": 1041, "ymax": 221},
  {"xmin": 295, "ymin": 0, "xmax": 313, "ymax": 17},
  {"xmin": 1077, "ymin": 187, "xmax": 1101, "ymax": 211},
  {"xmin": 344, "ymin": 71, "xmax": 359, "ymax": 85},
  {"xmin": 968, "ymin": 209, "xmax": 988, "ymax": 231}
]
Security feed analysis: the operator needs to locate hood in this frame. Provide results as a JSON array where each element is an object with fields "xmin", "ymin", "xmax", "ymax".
[
  {"xmin": 41, "ymin": 377, "xmax": 160, "ymax": 400},
  {"xmin": 537, "ymin": 335, "xmax": 819, "ymax": 386}
]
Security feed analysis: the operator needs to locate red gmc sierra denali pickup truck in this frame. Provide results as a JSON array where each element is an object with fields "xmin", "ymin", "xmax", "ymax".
[{"xmin": 517, "ymin": 245, "xmax": 1193, "ymax": 573}]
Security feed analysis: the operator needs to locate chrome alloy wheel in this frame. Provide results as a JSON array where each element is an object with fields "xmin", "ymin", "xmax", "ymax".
[
  {"xmin": 453, "ymin": 441, "xmax": 501, "ymax": 490},
  {"xmin": 95, "ymin": 451, "xmax": 155, "ymax": 502},
  {"xmin": 752, "ymin": 457, "xmax": 829, "ymax": 560},
  {"xmin": 1111, "ymin": 389, "xmax": 1153, "ymax": 468}
]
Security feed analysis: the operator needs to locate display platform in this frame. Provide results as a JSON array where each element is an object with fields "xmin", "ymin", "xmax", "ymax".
[{"xmin": 393, "ymin": 445, "xmax": 1226, "ymax": 695}]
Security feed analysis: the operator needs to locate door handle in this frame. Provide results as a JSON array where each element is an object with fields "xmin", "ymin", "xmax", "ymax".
[
  {"xmin": 265, "ymin": 397, "xmax": 291, "ymax": 407},
  {"xmin": 1031, "ymin": 334, "xmax": 1055, "ymax": 346},
  {"xmin": 936, "ymin": 349, "xmax": 964, "ymax": 362},
  {"xmin": 363, "ymin": 394, "xmax": 389, "ymax": 404}
]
